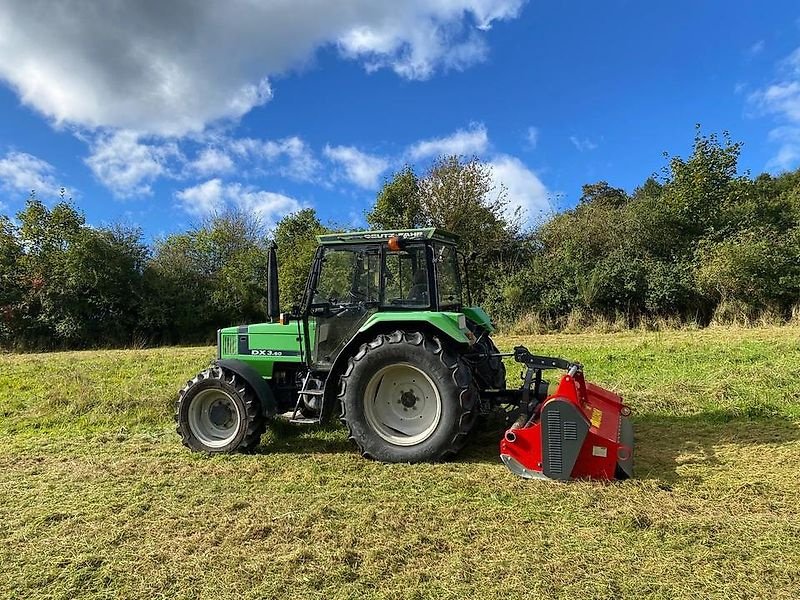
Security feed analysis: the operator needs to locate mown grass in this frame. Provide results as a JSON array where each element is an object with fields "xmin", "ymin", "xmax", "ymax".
[{"xmin": 1, "ymin": 327, "xmax": 800, "ymax": 599}]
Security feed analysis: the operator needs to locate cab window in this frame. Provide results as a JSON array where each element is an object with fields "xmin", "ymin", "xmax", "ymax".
[
  {"xmin": 382, "ymin": 245, "xmax": 429, "ymax": 308},
  {"xmin": 434, "ymin": 243, "xmax": 461, "ymax": 308},
  {"xmin": 313, "ymin": 247, "xmax": 379, "ymax": 306}
]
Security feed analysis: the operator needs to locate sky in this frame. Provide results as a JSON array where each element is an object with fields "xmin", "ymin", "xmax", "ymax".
[{"xmin": 1, "ymin": 0, "xmax": 800, "ymax": 241}]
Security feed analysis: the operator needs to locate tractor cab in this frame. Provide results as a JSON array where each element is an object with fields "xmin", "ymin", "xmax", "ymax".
[{"xmin": 300, "ymin": 229, "xmax": 464, "ymax": 368}]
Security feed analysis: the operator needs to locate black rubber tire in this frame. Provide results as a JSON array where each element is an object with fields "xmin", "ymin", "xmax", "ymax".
[
  {"xmin": 472, "ymin": 329, "xmax": 506, "ymax": 390},
  {"xmin": 338, "ymin": 330, "xmax": 478, "ymax": 463},
  {"xmin": 175, "ymin": 365, "xmax": 265, "ymax": 453}
]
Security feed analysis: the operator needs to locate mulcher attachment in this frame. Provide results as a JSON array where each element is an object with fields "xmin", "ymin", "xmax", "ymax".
[{"xmin": 499, "ymin": 347, "xmax": 633, "ymax": 481}]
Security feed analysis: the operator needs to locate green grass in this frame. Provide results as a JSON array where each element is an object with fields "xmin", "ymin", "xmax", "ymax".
[{"xmin": 2, "ymin": 327, "xmax": 800, "ymax": 599}]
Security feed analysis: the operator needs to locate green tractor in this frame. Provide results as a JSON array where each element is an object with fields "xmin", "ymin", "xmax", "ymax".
[
  {"xmin": 175, "ymin": 228, "xmax": 634, "ymax": 479},
  {"xmin": 175, "ymin": 228, "xmax": 505, "ymax": 463}
]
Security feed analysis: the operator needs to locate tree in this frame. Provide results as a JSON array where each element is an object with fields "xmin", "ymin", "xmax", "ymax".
[
  {"xmin": 0, "ymin": 215, "xmax": 23, "ymax": 344},
  {"xmin": 367, "ymin": 166, "xmax": 421, "ymax": 229},
  {"xmin": 10, "ymin": 198, "xmax": 149, "ymax": 347},
  {"xmin": 416, "ymin": 156, "xmax": 520, "ymax": 252},
  {"xmin": 273, "ymin": 208, "xmax": 329, "ymax": 309},
  {"xmin": 146, "ymin": 210, "xmax": 270, "ymax": 342},
  {"xmin": 579, "ymin": 181, "xmax": 628, "ymax": 207}
]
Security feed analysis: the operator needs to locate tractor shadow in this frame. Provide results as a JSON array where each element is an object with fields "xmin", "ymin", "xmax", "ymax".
[
  {"xmin": 457, "ymin": 410, "xmax": 800, "ymax": 484},
  {"xmin": 254, "ymin": 419, "xmax": 354, "ymax": 456}
]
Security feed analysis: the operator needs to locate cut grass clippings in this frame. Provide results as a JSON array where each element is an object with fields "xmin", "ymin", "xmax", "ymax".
[{"xmin": 1, "ymin": 327, "xmax": 799, "ymax": 599}]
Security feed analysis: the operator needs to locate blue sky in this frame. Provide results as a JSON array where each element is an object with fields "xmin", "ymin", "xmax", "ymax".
[{"xmin": 1, "ymin": 1, "xmax": 799, "ymax": 241}]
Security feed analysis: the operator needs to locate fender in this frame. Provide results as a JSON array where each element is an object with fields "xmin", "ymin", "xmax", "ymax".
[{"xmin": 215, "ymin": 358, "xmax": 277, "ymax": 417}]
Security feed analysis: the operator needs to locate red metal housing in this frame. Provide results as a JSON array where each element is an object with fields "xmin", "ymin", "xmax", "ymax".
[{"xmin": 500, "ymin": 370, "xmax": 633, "ymax": 481}]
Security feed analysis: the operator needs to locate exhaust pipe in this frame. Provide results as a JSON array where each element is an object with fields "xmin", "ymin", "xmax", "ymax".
[{"xmin": 267, "ymin": 241, "xmax": 280, "ymax": 322}]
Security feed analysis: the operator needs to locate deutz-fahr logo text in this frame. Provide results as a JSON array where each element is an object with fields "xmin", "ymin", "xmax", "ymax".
[
  {"xmin": 363, "ymin": 231, "xmax": 424, "ymax": 240},
  {"xmin": 250, "ymin": 349, "xmax": 283, "ymax": 356}
]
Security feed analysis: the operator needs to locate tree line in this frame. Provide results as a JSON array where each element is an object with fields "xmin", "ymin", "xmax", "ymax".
[{"xmin": 1, "ymin": 129, "xmax": 799, "ymax": 350}]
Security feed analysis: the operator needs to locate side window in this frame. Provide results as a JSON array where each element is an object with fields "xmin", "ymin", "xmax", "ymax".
[
  {"xmin": 435, "ymin": 244, "xmax": 462, "ymax": 308},
  {"xmin": 383, "ymin": 246, "xmax": 428, "ymax": 307},
  {"xmin": 314, "ymin": 248, "xmax": 379, "ymax": 305},
  {"xmin": 314, "ymin": 249, "xmax": 354, "ymax": 305},
  {"xmin": 353, "ymin": 250, "xmax": 380, "ymax": 303}
]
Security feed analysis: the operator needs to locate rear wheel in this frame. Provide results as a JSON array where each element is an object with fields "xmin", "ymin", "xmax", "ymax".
[
  {"xmin": 175, "ymin": 365, "xmax": 265, "ymax": 453},
  {"xmin": 471, "ymin": 328, "xmax": 506, "ymax": 390},
  {"xmin": 363, "ymin": 363, "xmax": 442, "ymax": 446},
  {"xmin": 339, "ymin": 330, "xmax": 478, "ymax": 463}
]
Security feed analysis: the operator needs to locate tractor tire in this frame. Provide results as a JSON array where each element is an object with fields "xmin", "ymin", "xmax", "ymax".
[
  {"xmin": 175, "ymin": 365, "xmax": 265, "ymax": 453},
  {"xmin": 338, "ymin": 330, "xmax": 478, "ymax": 463},
  {"xmin": 472, "ymin": 329, "xmax": 506, "ymax": 390}
]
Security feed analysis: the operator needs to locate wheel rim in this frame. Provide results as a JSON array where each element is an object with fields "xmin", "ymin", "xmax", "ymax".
[
  {"xmin": 363, "ymin": 363, "xmax": 442, "ymax": 446},
  {"xmin": 187, "ymin": 388, "xmax": 242, "ymax": 448}
]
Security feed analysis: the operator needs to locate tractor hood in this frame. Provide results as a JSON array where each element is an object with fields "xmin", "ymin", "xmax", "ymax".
[{"xmin": 217, "ymin": 321, "xmax": 313, "ymax": 377}]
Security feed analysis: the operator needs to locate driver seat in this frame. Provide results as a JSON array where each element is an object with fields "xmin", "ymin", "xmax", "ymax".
[{"xmin": 407, "ymin": 269, "xmax": 428, "ymax": 303}]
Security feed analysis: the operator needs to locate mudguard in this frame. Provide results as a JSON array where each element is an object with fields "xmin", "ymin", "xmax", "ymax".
[{"xmin": 215, "ymin": 358, "xmax": 277, "ymax": 417}]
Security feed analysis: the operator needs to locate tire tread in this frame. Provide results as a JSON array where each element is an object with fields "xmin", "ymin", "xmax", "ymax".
[{"xmin": 175, "ymin": 365, "xmax": 265, "ymax": 453}]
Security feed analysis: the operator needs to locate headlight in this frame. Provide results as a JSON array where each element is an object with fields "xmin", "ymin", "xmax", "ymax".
[{"xmin": 457, "ymin": 314, "xmax": 467, "ymax": 330}]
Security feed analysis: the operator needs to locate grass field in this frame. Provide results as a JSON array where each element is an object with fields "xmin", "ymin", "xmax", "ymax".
[{"xmin": 2, "ymin": 327, "xmax": 800, "ymax": 599}]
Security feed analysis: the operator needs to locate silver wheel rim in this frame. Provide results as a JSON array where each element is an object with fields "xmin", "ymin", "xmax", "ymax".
[
  {"xmin": 363, "ymin": 363, "xmax": 442, "ymax": 446},
  {"xmin": 187, "ymin": 388, "xmax": 242, "ymax": 448}
]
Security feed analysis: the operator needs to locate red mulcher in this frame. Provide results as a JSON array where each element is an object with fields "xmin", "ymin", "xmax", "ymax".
[{"xmin": 498, "ymin": 347, "xmax": 634, "ymax": 481}]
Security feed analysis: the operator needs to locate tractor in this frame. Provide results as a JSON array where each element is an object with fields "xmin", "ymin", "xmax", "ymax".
[{"xmin": 175, "ymin": 228, "xmax": 634, "ymax": 480}]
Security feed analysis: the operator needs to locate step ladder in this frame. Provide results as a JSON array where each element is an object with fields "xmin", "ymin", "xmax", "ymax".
[{"xmin": 283, "ymin": 371, "xmax": 324, "ymax": 424}]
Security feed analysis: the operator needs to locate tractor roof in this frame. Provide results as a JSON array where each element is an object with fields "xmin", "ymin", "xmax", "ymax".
[{"xmin": 316, "ymin": 227, "xmax": 459, "ymax": 246}]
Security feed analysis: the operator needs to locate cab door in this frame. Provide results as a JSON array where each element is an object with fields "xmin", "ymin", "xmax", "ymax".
[{"xmin": 309, "ymin": 246, "xmax": 380, "ymax": 368}]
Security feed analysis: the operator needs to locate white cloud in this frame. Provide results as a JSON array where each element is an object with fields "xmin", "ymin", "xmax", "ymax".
[
  {"xmin": 86, "ymin": 132, "xmax": 321, "ymax": 196},
  {"xmin": 755, "ymin": 81, "xmax": 800, "ymax": 122},
  {"xmin": 0, "ymin": 151, "xmax": 63, "ymax": 198},
  {"xmin": 234, "ymin": 186, "xmax": 303, "ymax": 223},
  {"xmin": 750, "ymin": 46, "xmax": 800, "ymax": 171},
  {"xmin": 569, "ymin": 136, "xmax": 598, "ymax": 152},
  {"xmin": 190, "ymin": 148, "xmax": 234, "ymax": 176},
  {"xmin": 782, "ymin": 47, "xmax": 800, "ymax": 72},
  {"xmin": 488, "ymin": 154, "xmax": 549, "ymax": 225},
  {"xmin": 408, "ymin": 123, "xmax": 489, "ymax": 160},
  {"xmin": 340, "ymin": 26, "xmax": 488, "ymax": 81},
  {"xmin": 765, "ymin": 126, "xmax": 800, "ymax": 172},
  {"xmin": 85, "ymin": 130, "xmax": 179, "ymax": 197},
  {"xmin": 324, "ymin": 145, "xmax": 389, "ymax": 189},
  {"xmin": 767, "ymin": 144, "xmax": 800, "ymax": 172},
  {"xmin": 175, "ymin": 178, "xmax": 225, "ymax": 217},
  {"xmin": 0, "ymin": 1, "xmax": 525, "ymax": 136},
  {"xmin": 229, "ymin": 136, "xmax": 319, "ymax": 181},
  {"xmin": 525, "ymin": 126, "xmax": 539, "ymax": 149},
  {"xmin": 175, "ymin": 178, "xmax": 301, "ymax": 227},
  {"xmin": 747, "ymin": 40, "xmax": 765, "ymax": 57}
]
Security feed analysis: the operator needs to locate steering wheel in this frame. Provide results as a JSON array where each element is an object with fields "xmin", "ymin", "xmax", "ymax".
[{"xmin": 347, "ymin": 289, "xmax": 367, "ymax": 302}]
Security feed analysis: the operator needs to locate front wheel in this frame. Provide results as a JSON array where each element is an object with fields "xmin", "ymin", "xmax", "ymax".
[
  {"xmin": 175, "ymin": 365, "xmax": 265, "ymax": 453},
  {"xmin": 339, "ymin": 331, "xmax": 478, "ymax": 463}
]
